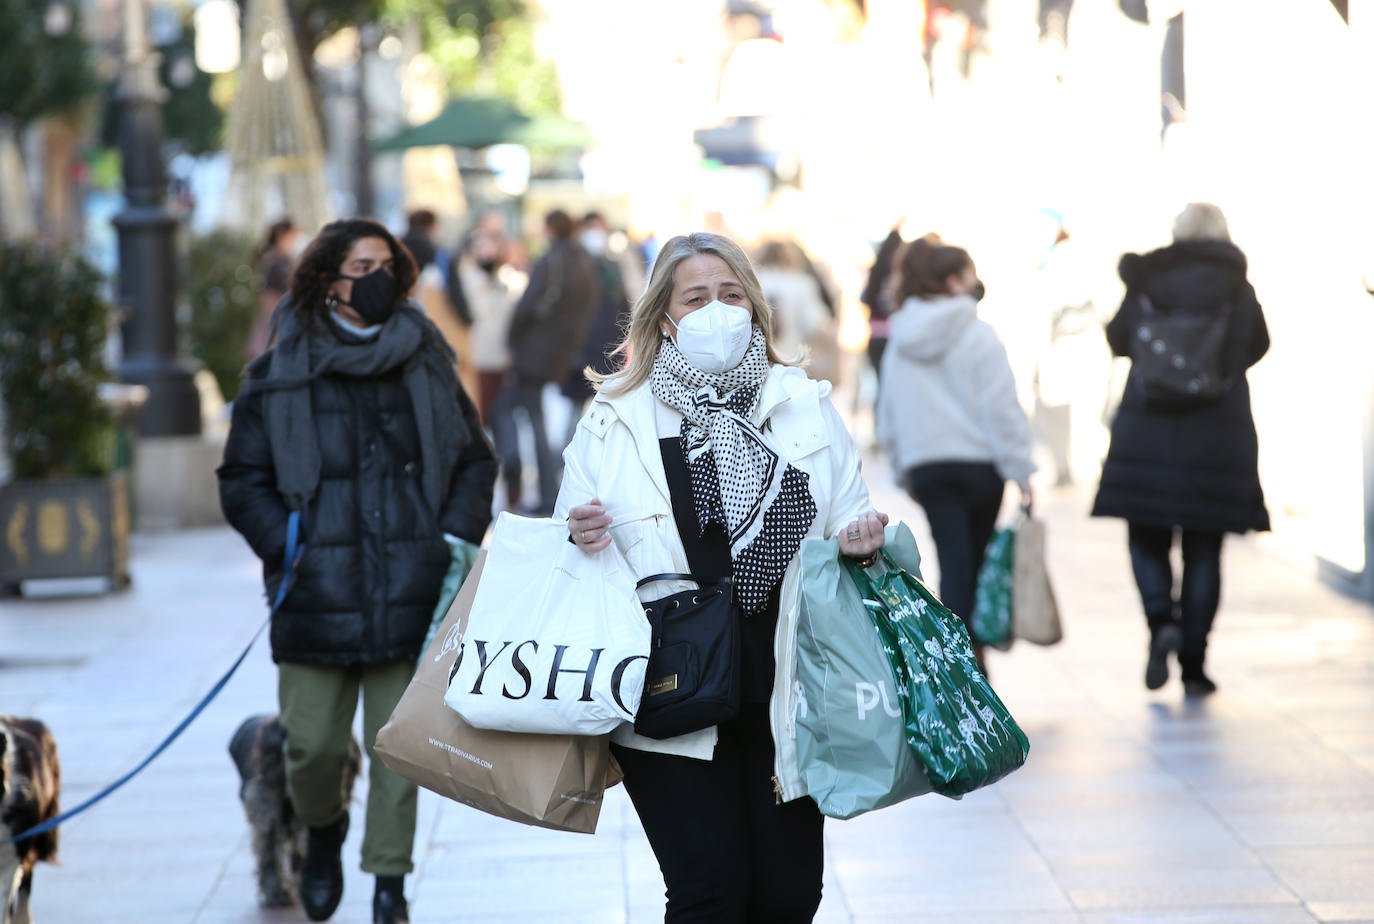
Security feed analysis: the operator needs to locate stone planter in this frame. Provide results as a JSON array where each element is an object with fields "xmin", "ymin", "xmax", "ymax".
[{"xmin": 0, "ymin": 472, "xmax": 130, "ymax": 595}]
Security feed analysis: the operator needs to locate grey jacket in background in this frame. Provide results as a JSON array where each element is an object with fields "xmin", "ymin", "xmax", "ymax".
[{"xmin": 876, "ymin": 294, "xmax": 1035, "ymax": 484}]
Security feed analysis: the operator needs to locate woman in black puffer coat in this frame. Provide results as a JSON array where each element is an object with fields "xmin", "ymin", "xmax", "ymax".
[
  {"xmin": 1092, "ymin": 203, "xmax": 1269, "ymax": 698},
  {"xmin": 218, "ymin": 218, "xmax": 495, "ymax": 924}
]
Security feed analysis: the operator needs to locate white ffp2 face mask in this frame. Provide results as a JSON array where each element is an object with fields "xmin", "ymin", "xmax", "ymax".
[{"xmin": 666, "ymin": 300, "xmax": 753, "ymax": 373}]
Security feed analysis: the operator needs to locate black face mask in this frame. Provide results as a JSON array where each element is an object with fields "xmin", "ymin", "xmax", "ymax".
[{"xmin": 336, "ymin": 267, "xmax": 397, "ymax": 325}]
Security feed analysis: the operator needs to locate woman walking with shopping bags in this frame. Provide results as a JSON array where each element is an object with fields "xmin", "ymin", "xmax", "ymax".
[
  {"xmin": 559, "ymin": 232, "xmax": 888, "ymax": 922},
  {"xmin": 876, "ymin": 236, "xmax": 1035, "ymax": 671},
  {"xmin": 1092, "ymin": 202, "xmax": 1269, "ymax": 696},
  {"xmin": 218, "ymin": 218, "xmax": 496, "ymax": 923}
]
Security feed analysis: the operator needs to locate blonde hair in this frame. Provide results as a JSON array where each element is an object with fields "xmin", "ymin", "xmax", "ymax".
[
  {"xmin": 587, "ymin": 232, "xmax": 796, "ymax": 396},
  {"xmin": 1172, "ymin": 202, "xmax": 1231, "ymax": 243}
]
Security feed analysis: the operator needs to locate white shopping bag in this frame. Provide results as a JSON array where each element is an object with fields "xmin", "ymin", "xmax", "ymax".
[{"xmin": 444, "ymin": 513, "xmax": 651, "ymax": 735}]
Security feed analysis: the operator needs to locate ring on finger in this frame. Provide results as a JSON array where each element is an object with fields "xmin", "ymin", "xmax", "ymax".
[
  {"xmin": 846, "ymin": 529, "xmax": 861, "ymax": 541},
  {"xmin": 580, "ymin": 529, "xmax": 588, "ymax": 542}
]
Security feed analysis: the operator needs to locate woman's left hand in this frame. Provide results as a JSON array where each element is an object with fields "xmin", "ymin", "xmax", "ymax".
[{"xmin": 838, "ymin": 510, "xmax": 889, "ymax": 562}]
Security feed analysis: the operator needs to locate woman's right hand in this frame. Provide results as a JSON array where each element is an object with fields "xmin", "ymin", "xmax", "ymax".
[{"xmin": 568, "ymin": 498, "xmax": 613, "ymax": 553}]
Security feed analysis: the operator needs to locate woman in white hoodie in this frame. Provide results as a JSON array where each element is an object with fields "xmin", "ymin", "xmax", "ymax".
[{"xmin": 877, "ymin": 238, "xmax": 1034, "ymax": 664}]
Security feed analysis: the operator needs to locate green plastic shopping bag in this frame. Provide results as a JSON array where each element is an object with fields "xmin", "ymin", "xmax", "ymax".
[
  {"xmin": 971, "ymin": 528, "xmax": 1015, "ymax": 650},
  {"xmin": 793, "ymin": 524, "xmax": 933, "ymax": 819},
  {"xmin": 843, "ymin": 552, "xmax": 1029, "ymax": 798}
]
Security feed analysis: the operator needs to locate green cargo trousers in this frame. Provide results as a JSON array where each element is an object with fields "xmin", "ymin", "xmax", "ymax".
[{"xmin": 277, "ymin": 659, "xmax": 417, "ymax": 876}]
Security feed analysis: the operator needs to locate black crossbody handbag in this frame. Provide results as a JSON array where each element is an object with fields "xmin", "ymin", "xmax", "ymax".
[{"xmin": 633, "ymin": 573, "xmax": 741, "ymax": 740}]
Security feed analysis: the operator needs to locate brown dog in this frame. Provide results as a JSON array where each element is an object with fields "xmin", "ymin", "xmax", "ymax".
[{"xmin": 0, "ymin": 717, "xmax": 60, "ymax": 924}]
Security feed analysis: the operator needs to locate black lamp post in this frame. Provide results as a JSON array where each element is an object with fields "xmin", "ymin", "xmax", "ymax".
[{"xmin": 114, "ymin": 0, "xmax": 201, "ymax": 437}]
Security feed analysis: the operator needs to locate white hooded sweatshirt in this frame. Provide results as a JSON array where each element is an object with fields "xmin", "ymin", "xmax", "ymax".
[{"xmin": 876, "ymin": 294, "xmax": 1035, "ymax": 485}]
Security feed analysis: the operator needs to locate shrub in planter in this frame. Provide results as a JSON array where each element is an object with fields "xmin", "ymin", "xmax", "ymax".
[
  {"xmin": 0, "ymin": 239, "xmax": 114, "ymax": 478},
  {"xmin": 0, "ymin": 239, "xmax": 127, "ymax": 591},
  {"xmin": 185, "ymin": 230, "xmax": 260, "ymax": 402}
]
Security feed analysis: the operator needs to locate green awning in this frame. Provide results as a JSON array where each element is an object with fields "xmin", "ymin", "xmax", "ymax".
[{"xmin": 373, "ymin": 96, "xmax": 593, "ymax": 152}]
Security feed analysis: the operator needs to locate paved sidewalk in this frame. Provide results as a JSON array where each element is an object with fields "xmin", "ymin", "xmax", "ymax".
[{"xmin": 3, "ymin": 459, "xmax": 1373, "ymax": 923}]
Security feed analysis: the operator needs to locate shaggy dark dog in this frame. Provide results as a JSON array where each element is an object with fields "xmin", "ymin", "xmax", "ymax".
[
  {"xmin": 228, "ymin": 715, "xmax": 361, "ymax": 908},
  {"xmin": 0, "ymin": 717, "xmax": 60, "ymax": 924}
]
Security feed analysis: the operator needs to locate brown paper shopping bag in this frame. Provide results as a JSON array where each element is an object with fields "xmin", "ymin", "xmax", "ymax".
[{"xmin": 375, "ymin": 550, "xmax": 614, "ymax": 834}]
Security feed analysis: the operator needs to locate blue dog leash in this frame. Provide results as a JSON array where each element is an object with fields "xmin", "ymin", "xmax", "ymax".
[{"xmin": 3, "ymin": 512, "xmax": 304, "ymax": 847}]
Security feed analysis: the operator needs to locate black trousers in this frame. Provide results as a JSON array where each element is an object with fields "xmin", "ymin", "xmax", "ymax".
[
  {"xmin": 611, "ymin": 704, "xmax": 824, "ymax": 923},
  {"xmin": 1127, "ymin": 523, "xmax": 1224, "ymax": 658},
  {"xmin": 491, "ymin": 376, "xmax": 561, "ymax": 511},
  {"xmin": 903, "ymin": 462, "xmax": 1006, "ymax": 630}
]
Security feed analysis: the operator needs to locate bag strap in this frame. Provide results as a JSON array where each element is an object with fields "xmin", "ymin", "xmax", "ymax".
[{"xmin": 636, "ymin": 572, "xmax": 731, "ymax": 590}]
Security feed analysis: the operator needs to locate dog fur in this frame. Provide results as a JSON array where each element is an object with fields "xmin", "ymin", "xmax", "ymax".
[
  {"xmin": 0, "ymin": 717, "xmax": 60, "ymax": 924},
  {"xmin": 228, "ymin": 714, "xmax": 361, "ymax": 908}
]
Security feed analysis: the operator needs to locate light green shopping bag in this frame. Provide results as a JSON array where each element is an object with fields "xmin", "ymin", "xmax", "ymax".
[{"xmin": 794, "ymin": 523, "xmax": 933, "ymax": 819}]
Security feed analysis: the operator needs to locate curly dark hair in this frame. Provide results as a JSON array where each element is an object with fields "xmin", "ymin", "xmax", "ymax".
[
  {"xmin": 897, "ymin": 235, "xmax": 972, "ymax": 301},
  {"xmin": 288, "ymin": 218, "xmax": 418, "ymax": 323}
]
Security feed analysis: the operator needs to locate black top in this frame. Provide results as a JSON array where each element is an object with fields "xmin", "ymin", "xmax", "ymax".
[
  {"xmin": 659, "ymin": 437, "xmax": 781, "ymax": 703},
  {"xmin": 1091, "ymin": 240, "xmax": 1270, "ymax": 534}
]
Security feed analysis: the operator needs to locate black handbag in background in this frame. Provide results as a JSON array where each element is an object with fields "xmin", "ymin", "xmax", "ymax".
[{"xmin": 633, "ymin": 573, "xmax": 741, "ymax": 740}]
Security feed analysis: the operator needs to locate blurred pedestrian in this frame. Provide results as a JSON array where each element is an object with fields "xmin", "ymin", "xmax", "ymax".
[
  {"xmin": 399, "ymin": 208, "xmax": 439, "ymax": 273},
  {"xmin": 561, "ymin": 211, "xmax": 631, "ymax": 428},
  {"xmin": 860, "ymin": 221, "xmax": 906, "ymax": 384},
  {"xmin": 496, "ymin": 209, "xmax": 600, "ymax": 514},
  {"xmin": 217, "ymin": 217, "xmax": 496, "ymax": 924},
  {"xmin": 455, "ymin": 227, "xmax": 526, "ymax": 426},
  {"xmin": 1092, "ymin": 202, "xmax": 1270, "ymax": 696},
  {"xmin": 560, "ymin": 231, "xmax": 887, "ymax": 923},
  {"xmin": 755, "ymin": 239, "xmax": 838, "ymax": 381},
  {"xmin": 248, "ymin": 218, "xmax": 298, "ymax": 357},
  {"xmin": 877, "ymin": 237, "xmax": 1034, "ymax": 671}
]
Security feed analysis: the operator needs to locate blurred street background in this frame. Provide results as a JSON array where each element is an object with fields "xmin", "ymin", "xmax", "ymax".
[{"xmin": 2, "ymin": 0, "xmax": 1374, "ymax": 921}]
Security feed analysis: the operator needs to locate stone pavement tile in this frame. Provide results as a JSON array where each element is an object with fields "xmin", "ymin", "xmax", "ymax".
[
  {"xmin": 1222, "ymin": 810, "xmax": 1374, "ymax": 849},
  {"xmin": 1257, "ymin": 846, "xmax": 1374, "ymax": 905},
  {"xmin": 409, "ymin": 913, "xmax": 627, "ymax": 924},
  {"xmin": 1040, "ymin": 845, "xmax": 1264, "ymax": 872},
  {"xmin": 1309, "ymin": 903, "xmax": 1374, "ymax": 922},
  {"xmin": 853, "ymin": 916, "xmax": 1083, "ymax": 924},
  {"xmin": 843, "ymin": 877, "xmax": 1074, "ymax": 916},
  {"xmin": 1197, "ymin": 784, "xmax": 1374, "ymax": 815},
  {"xmin": 1057, "ymin": 865, "xmax": 1297, "ymax": 910},
  {"xmin": 1077, "ymin": 907, "xmax": 1317, "ymax": 923}
]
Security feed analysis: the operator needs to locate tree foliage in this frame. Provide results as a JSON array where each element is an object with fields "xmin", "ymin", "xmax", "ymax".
[
  {"xmin": 0, "ymin": 0, "xmax": 96, "ymax": 125},
  {"xmin": 269, "ymin": 0, "xmax": 561, "ymax": 117}
]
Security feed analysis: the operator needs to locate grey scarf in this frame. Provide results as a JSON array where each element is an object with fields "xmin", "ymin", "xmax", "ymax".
[{"xmin": 244, "ymin": 298, "xmax": 467, "ymax": 514}]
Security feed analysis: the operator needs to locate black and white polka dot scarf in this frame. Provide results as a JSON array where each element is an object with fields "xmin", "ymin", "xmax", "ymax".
[{"xmin": 651, "ymin": 329, "xmax": 817, "ymax": 615}]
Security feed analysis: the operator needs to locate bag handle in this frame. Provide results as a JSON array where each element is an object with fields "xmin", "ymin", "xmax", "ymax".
[{"xmin": 636, "ymin": 572, "xmax": 731, "ymax": 590}]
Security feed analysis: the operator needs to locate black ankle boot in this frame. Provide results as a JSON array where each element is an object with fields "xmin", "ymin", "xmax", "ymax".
[
  {"xmin": 1179, "ymin": 653, "xmax": 1217, "ymax": 696},
  {"xmin": 374, "ymin": 875, "xmax": 410, "ymax": 924},
  {"xmin": 299, "ymin": 814, "xmax": 348, "ymax": 921},
  {"xmin": 1145, "ymin": 623, "xmax": 1181, "ymax": 690}
]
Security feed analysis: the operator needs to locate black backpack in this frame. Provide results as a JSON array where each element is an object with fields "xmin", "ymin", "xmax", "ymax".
[{"xmin": 1128, "ymin": 293, "xmax": 1235, "ymax": 407}]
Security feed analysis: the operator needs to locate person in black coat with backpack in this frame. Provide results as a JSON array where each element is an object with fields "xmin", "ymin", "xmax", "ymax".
[
  {"xmin": 1092, "ymin": 203, "xmax": 1269, "ymax": 697},
  {"xmin": 218, "ymin": 218, "xmax": 496, "ymax": 924}
]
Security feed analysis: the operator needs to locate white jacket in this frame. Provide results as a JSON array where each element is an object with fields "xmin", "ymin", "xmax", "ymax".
[
  {"xmin": 877, "ymin": 294, "xmax": 1035, "ymax": 485},
  {"xmin": 553, "ymin": 364, "xmax": 874, "ymax": 802}
]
